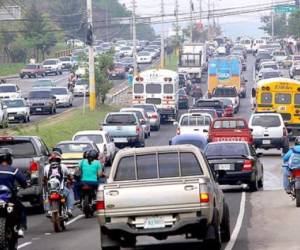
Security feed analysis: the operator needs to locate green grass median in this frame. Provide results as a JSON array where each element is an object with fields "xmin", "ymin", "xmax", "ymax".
[
  {"xmin": 10, "ymin": 105, "xmax": 118, "ymax": 148},
  {"xmin": 0, "ymin": 63, "xmax": 25, "ymax": 77},
  {"xmin": 165, "ymin": 52, "xmax": 179, "ymax": 71}
]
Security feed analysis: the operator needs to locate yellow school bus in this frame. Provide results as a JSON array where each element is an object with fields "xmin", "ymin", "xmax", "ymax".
[{"xmin": 256, "ymin": 78, "xmax": 300, "ymax": 134}]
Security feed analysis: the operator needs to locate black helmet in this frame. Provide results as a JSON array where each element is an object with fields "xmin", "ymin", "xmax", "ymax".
[
  {"xmin": 87, "ymin": 149, "xmax": 99, "ymax": 161},
  {"xmin": 49, "ymin": 151, "xmax": 62, "ymax": 163},
  {"xmin": 295, "ymin": 136, "xmax": 300, "ymax": 146},
  {"xmin": 0, "ymin": 148, "xmax": 13, "ymax": 165}
]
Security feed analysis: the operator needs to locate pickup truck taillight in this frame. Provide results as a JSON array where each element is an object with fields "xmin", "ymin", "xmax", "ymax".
[
  {"xmin": 96, "ymin": 190, "xmax": 105, "ymax": 210},
  {"xmin": 200, "ymin": 193, "xmax": 210, "ymax": 203},
  {"xmin": 176, "ymin": 127, "xmax": 180, "ymax": 135},
  {"xmin": 243, "ymin": 160, "xmax": 253, "ymax": 171},
  {"xmin": 136, "ymin": 126, "xmax": 140, "ymax": 134},
  {"xmin": 30, "ymin": 161, "xmax": 40, "ymax": 178}
]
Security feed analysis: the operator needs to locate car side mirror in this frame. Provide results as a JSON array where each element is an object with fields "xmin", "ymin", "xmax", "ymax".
[
  {"xmin": 3, "ymin": 105, "xmax": 7, "ymax": 109},
  {"xmin": 257, "ymin": 152, "xmax": 263, "ymax": 157},
  {"xmin": 173, "ymin": 121, "xmax": 178, "ymax": 126}
]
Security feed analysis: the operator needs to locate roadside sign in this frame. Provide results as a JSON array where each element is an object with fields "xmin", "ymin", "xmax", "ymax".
[
  {"xmin": 275, "ymin": 4, "xmax": 297, "ymax": 13},
  {"xmin": 127, "ymin": 74, "xmax": 133, "ymax": 86}
]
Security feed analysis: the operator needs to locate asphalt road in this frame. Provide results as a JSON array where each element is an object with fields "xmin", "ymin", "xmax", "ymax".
[{"xmin": 16, "ymin": 56, "xmax": 300, "ymax": 250}]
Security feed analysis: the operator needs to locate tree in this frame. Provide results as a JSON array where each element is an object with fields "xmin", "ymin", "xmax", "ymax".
[
  {"xmin": 23, "ymin": 3, "xmax": 57, "ymax": 61},
  {"xmin": 288, "ymin": 10, "xmax": 300, "ymax": 37},
  {"xmin": 260, "ymin": 14, "xmax": 288, "ymax": 37}
]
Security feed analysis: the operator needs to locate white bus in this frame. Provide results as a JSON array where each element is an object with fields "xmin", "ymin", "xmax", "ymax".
[{"xmin": 132, "ymin": 69, "xmax": 179, "ymax": 121}]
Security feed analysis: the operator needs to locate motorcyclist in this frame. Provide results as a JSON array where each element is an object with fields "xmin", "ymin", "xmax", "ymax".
[
  {"xmin": 43, "ymin": 151, "xmax": 75, "ymax": 218},
  {"xmin": 283, "ymin": 136, "xmax": 300, "ymax": 193},
  {"xmin": 77, "ymin": 149, "xmax": 104, "ymax": 194},
  {"xmin": 0, "ymin": 148, "xmax": 27, "ymax": 237},
  {"xmin": 68, "ymin": 72, "xmax": 77, "ymax": 90}
]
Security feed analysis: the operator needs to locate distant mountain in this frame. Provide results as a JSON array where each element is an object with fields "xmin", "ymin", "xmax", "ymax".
[{"xmin": 221, "ymin": 21, "xmax": 265, "ymax": 39}]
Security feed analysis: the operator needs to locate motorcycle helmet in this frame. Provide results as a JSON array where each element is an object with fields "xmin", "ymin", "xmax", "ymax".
[
  {"xmin": 49, "ymin": 151, "xmax": 62, "ymax": 163},
  {"xmin": 87, "ymin": 149, "xmax": 99, "ymax": 161},
  {"xmin": 0, "ymin": 148, "xmax": 13, "ymax": 165},
  {"xmin": 295, "ymin": 136, "xmax": 300, "ymax": 146}
]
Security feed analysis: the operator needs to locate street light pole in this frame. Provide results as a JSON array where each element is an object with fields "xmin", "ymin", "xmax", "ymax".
[
  {"xmin": 87, "ymin": 0, "xmax": 96, "ymax": 111},
  {"xmin": 190, "ymin": 0, "xmax": 193, "ymax": 42},
  {"xmin": 271, "ymin": 0, "xmax": 274, "ymax": 39},
  {"xmin": 160, "ymin": 0, "xmax": 165, "ymax": 68},
  {"xmin": 132, "ymin": 0, "xmax": 137, "ymax": 75}
]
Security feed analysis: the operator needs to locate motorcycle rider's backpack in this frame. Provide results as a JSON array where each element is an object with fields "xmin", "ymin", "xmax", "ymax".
[
  {"xmin": 47, "ymin": 163, "xmax": 64, "ymax": 183},
  {"xmin": 288, "ymin": 151, "xmax": 300, "ymax": 170}
]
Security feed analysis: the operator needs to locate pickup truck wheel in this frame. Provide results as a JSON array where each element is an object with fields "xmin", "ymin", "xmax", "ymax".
[
  {"xmin": 100, "ymin": 231, "xmax": 120, "ymax": 250},
  {"xmin": 204, "ymin": 210, "xmax": 221, "ymax": 250},
  {"xmin": 221, "ymin": 203, "xmax": 231, "ymax": 243}
]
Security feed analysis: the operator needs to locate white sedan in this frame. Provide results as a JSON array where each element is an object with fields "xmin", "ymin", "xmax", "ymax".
[
  {"xmin": 73, "ymin": 79, "xmax": 89, "ymax": 96},
  {"xmin": 174, "ymin": 113, "xmax": 212, "ymax": 137},
  {"xmin": 2, "ymin": 98, "xmax": 30, "ymax": 123},
  {"xmin": 137, "ymin": 51, "xmax": 152, "ymax": 64},
  {"xmin": 0, "ymin": 84, "xmax": 21, "ymax": 99},
  {"xmin": 51, "ymin": 87, "xmax": 73, "ymax": 107}
]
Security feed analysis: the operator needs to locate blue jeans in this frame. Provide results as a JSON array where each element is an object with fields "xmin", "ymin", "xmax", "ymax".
[
  {"xmin": 44, "ymin": 187, "xmax": 75, "ymax": 212},
  {"xmin": 283, "ymin": 165, "xmax": 291, "ymax": 190}
]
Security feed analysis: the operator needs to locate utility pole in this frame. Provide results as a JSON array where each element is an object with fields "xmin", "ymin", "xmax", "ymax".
[
  {"xmin": 132, "ymin": 0, "xmax": 137, "ymax": 75},
  {"xmin": 190, "ymin": 0, "xmax": 193, "ymax": 42},
  {"xmin": 175, "ymin": 0, "xmax": 179, "ymax": 42},
  {"xmin": 208, "ymin": 0, "xmax": 211, "ymax": 41},
  {"xmin": 105, "ymin": 0, "xmax": 108, "ymax": 42},
  {"xmin": 271, "ymin": 0, "xmax": 274, "ymax": 39},
  {"xmin": 87, "ymin": 0, "xmax": 96, "ymax": 111},
  {"xmin": 160, "ymin": 0, "xmax": 165, "ymax": 68}
]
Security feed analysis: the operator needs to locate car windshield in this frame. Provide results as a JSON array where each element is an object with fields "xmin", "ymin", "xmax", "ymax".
[
  {"xmin": 43, "ymin": 60, "xmax": 57, "ymax": 65},
  {"xmin": 24, "ymin": 65, "xmax": 37, "ymax": 69},
  {"xmin": 105, "ymin": 114, "xmax": 136, "ymax": 125},
  {"xmin": 205, "ymin": 143, "xmax": 248, "ymax": 157},
  {"xmin": 51, "ymin": 88, "xmax": 68, "ymax": 95},
  {"xmin": 2, "ymin": 99, "xmax": 25, "ymax": 107},
  {"xmin": 57, "ymin": 143, "xmax": 93, "ymax": 154},
  {"xmin": 196, "ymin": 101, "xmax": 221, "ymax": 108},
  {"xmin": 74, "ymin": 135, "xmax": 104, "ymax": 144},
  {"xmin": 28, "ymin": 91, "xmax": 51, "ymax": 98},
  {"xmin": 251, "ymin": 115, "xmax": 281, "ymax": 127},
  {"xmin": 0, "ymin": 140, "xmax": 36, "ymax": 158},
  {"xmin": 189, "ymin": 109, "xmax": 216, "ymax": 117},
  {"xmin": 0, "ymin": 86, "xmax": 16, "ymax": 92},
  {"xmin": 138, "ymin": 52, "xmax": 149, "ymax": 56}
]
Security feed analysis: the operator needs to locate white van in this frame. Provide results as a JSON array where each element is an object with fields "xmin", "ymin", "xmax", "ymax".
[
  {"xmin": 133, "ymin": 69, "xmax": 179, "ymax": 121},
  {"xmin": 240, "ymin": 38, "xmax": 253, "ymax": 53}
]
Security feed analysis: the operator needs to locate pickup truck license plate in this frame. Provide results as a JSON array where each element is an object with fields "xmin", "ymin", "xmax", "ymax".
[
  {"xmin": 36, "ymin": 108, "xmax": 42, "ymax": 111},
  {"xmin": 113, "ymin": 138, "xmax": 128, "ymax": 143},
  {"xmin": 262, "ymin": 140, "xmax": 271, "ymax": 145},
  {"xmin": 8, "ymin": 116, "xmax": 14, "ymax": 120},
  {"xmin": 216, "ymin": 164, "xmax": 232, "ymax": 171},
  {"xmin": 144, "ymin": 217, "xmax": 165, "ymax": 229}
]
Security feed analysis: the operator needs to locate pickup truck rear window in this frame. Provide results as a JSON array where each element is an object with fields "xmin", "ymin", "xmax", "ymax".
[
  {"xmin": 213, "ymin": 120, "xmax": 246, "ymax": 129},
  {"xmin": 0, "ymin": 140, "xmax": 36, "ymax": 158},
  {"xmin": 106, "ymin": 114, "xmax": 136, "ymax": 125},
  {"xmin": 180, "ymin": 116, "xmax": 211, "ymax": 126},
  {"xmin": 114, "ymin": 152, "xmax": 203, "ymax": 181}
]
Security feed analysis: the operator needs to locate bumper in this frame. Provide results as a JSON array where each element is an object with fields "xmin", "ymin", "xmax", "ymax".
[
  {"xmin": 159, "ymin": 108, "xmax": 176, "ymax": 119},
  {"xmin": 218, "ymin": 170, "xmax": 254, "ymax": 185},
  {"xmin": 7, "ymin": 114, "xmax": 26, "ymax": 122},
  {"xmin": 112, "ymin": 136, "xmax": 140, "ymax": 146},
  {"xmin": 253, "ymin": 137, "xmax": 288, "ymax": 149},
  {"xmin": 30, "ymin": 106, "xmax": 52, "ymax": 113},
  {"xmin": 101, "ymin": 217, "xmax": 208, "ymax": 239},
  {"xmin": 178, "ymin": 100, "xmax": 189, "ymax": 109},
  {"xmin": 19, "ymin": 185, "xmax": 42, "ymax": 202}
]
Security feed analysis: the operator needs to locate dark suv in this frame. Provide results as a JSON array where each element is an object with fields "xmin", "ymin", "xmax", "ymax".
[
  {"xmin": 27, "ymin": 89, "xmax": 56, "ymax": 114},
  {"xmin": 0, "ymin": 136, "xmax": 50, "ymax": 210}
]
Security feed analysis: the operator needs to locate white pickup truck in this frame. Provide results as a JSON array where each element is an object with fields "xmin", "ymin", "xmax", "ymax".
[{"xmin": 96, "ymin": 145, "xmax": 230, "ymax": 250}]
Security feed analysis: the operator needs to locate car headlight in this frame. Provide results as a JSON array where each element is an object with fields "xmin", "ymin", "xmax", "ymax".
[{"xmin": 17, "ymin": 111, "xmax": 26, "ymax": 115}]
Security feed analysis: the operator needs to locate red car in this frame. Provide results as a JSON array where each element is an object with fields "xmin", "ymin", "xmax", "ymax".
[
  {"xmin": 108, "ymin": 63, "xmax": 127, "ymax": 80},
  {"xmin": 20, "ymin": 64, "xmax": 46, "ymax": 79},
  {"xmin": 220, "ymin": 99, "xmax": 234, "ymax": 117},
  {"xmin": 208, "ymin": 117, "xmax": 253, "ymax": 144}
]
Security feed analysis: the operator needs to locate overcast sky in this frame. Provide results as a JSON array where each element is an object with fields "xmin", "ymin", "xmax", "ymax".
[{"xmin": 119, "ymin": 0, "xmax": 275, "ymax": 37}]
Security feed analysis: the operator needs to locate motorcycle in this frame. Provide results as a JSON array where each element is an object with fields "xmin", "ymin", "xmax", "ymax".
[
  {"xmin": 47, "ymin": 177, "xmax": 68, "ymax": 232},
  {"xmin": 80, "ymin": 184, "xmax": 96, "ymax": 218},
  {"xmin": 0, "ymin": 185, "xmax": 19, "ymax": 250},
  {"xmin": 288, "ymin": 167, "xmax": 300, "ymax": 207}
]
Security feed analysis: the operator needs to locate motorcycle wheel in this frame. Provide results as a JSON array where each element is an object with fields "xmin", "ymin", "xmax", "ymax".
[
  {"xmin": 83, "ymin": 195, "xmax": 91, "ymax": 218},
  {"xmin": 296, "ymin": 189, "xmax": 300, "ymax": 207},
  {"xmin": 0, "ymin": 217, "xmax": 18, "ymax": 250},
  {"xmin": 52, "ymin": 211, "xmax": 62, "ymax": 233}
]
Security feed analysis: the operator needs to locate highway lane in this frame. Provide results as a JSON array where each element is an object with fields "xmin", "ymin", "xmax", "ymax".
[{"xmin": 17, "ymin": 56, "xmax": 300, "ymax": 250}]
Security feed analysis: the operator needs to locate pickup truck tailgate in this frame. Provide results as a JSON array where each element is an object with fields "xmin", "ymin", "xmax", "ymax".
[
  {"xmin": 103, "ymin": 125, "xmax": 136, "ymax": 137},
  {"xmin": 211, "ymin": 129, "xmax": 251, "ymax": 142},
  {"xmin": 104, "ymin": 181, "xmax": 201, "ymax": 215}
]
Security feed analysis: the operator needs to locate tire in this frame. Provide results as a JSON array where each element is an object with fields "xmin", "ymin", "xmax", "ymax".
[
  {"xmin": 296, "ymin": 189, "xmax": 300, "ymax": 207},
  {"xmin": 0, "ymin": 217, "xmax": 18, "ymax": 250},
  {"xmin": 55, "ymin": 70, "xmax": 58, "ymax": 75},
  {"xmin": 20, "ymin": 75, "xmax": 24, "ymax": 79},
  {"xmin": 249, "ymin": 173, "xmax": 259, "ymax": 192},
  {"xmin": 52, "ymin": 211, "xmax": 62, "ymax": 233},
  {"xmin": 221, "ymin": 203, "xmax": 231, "ymax": 243},
  {"xmin": 83, "ymin": 195, "xmax": 90, "ymax": 218},
  {"xmin": 60, "ymin": 71, "xmax": 63, "ymax": 75},
  {"xmin": 0, "ymin": 217, "xmax": 7, "ymax": 249},
  {"xmin": 204, "ymin": 210, "xmax": 221, "ymax": 250}
]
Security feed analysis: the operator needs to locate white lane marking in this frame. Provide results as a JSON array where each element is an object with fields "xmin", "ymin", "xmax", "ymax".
[
  {"xmin": 224, "ymin": 192, "xmax": 246, "ymax": 250},
  {"xmin": 65, "ymin": 214, "xmax": 85, "ymax": 226},
  {"xmin": 17, "ymin": 242, "xmax": 32, "ymax": 249}
]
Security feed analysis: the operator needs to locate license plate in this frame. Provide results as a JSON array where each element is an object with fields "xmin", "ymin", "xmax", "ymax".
[
  {"xmin": 263, "ymin": 140, "xmax": 271, "ymax": 145},
  {"xmin": 8, "ymin": 116, "xmax": 14, "ymax": 120},
  {"xmin": 216, "ymin": 164, "xmax": 232, "ymax": 171},
  {"xmin": 36, "ymin": 108, "xmax": 42, "ymax": 111},
  {"xmin": 112, "ymin": 73, "xmax": 116, "ymax": 76},
  {"xmin": 114, "ymin": 138, "xmax": 128, "ymax": 143},
  {"xmin": 144, "ymin": 217, "xmax": 165, "ymax": 229}
]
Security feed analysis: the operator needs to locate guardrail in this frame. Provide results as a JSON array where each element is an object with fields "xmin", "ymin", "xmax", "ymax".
[{"xmin": 105, "ymin": 83, "xmax": 131, "ymax": 105}]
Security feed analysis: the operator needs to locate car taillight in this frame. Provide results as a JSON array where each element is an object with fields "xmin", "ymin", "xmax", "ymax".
[
  {"xmin": 176, "ymin": 127, "xmax": 180, "ymax": 135},
  {"xmin": 151, "ymin": 114, "xmax": 158, "ymax": 119},
  {"xmin": 200, "ymin": 192, "xmax": 210, "ymax": 203},
  {"xmin": 30, "ymin": 161, "xmax": 39, "ymax": 178},
  {"xmin": 136, "ymin": 126, "xmax": 140, "ymax": 134},
  {"xmin": 49, "ymin": 193, "xmax": 61, "ymax": 200},
  {"xmin": 283, "ymin": 127, "xmax": 288, "ymax": 136},
  {"xmin": 243, "ymin": 160, "xmax": 253, "ymax": 171},
  {"xmin": 96, "ymin": 190, "xmax": 105, "ymax": 210}
]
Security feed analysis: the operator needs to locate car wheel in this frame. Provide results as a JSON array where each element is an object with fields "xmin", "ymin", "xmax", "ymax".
[
  {"xmin": 60, "ymin": 71, "xmax": 63, "ymax": 75},
  {"xmin": 148, "ymin": 131, "xmax": 151, "ymax": 137},
  {"xmin": 221, "ymin": 202, "xmax": 231, "ymax": 243},
  {"xmin": 55, "ymin": 71, "xmax": 58, "ymax": 75},
  {"xmin": 249, "ymin": 173, "xmax": 259, "ymax": 192},
  {"xmin": 20, "ymin": 75, "xmax": 24, "ymax": 79},
  {"xmin": 204, "ymin": 209, "xmax": 221, "ymax": 250}
]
